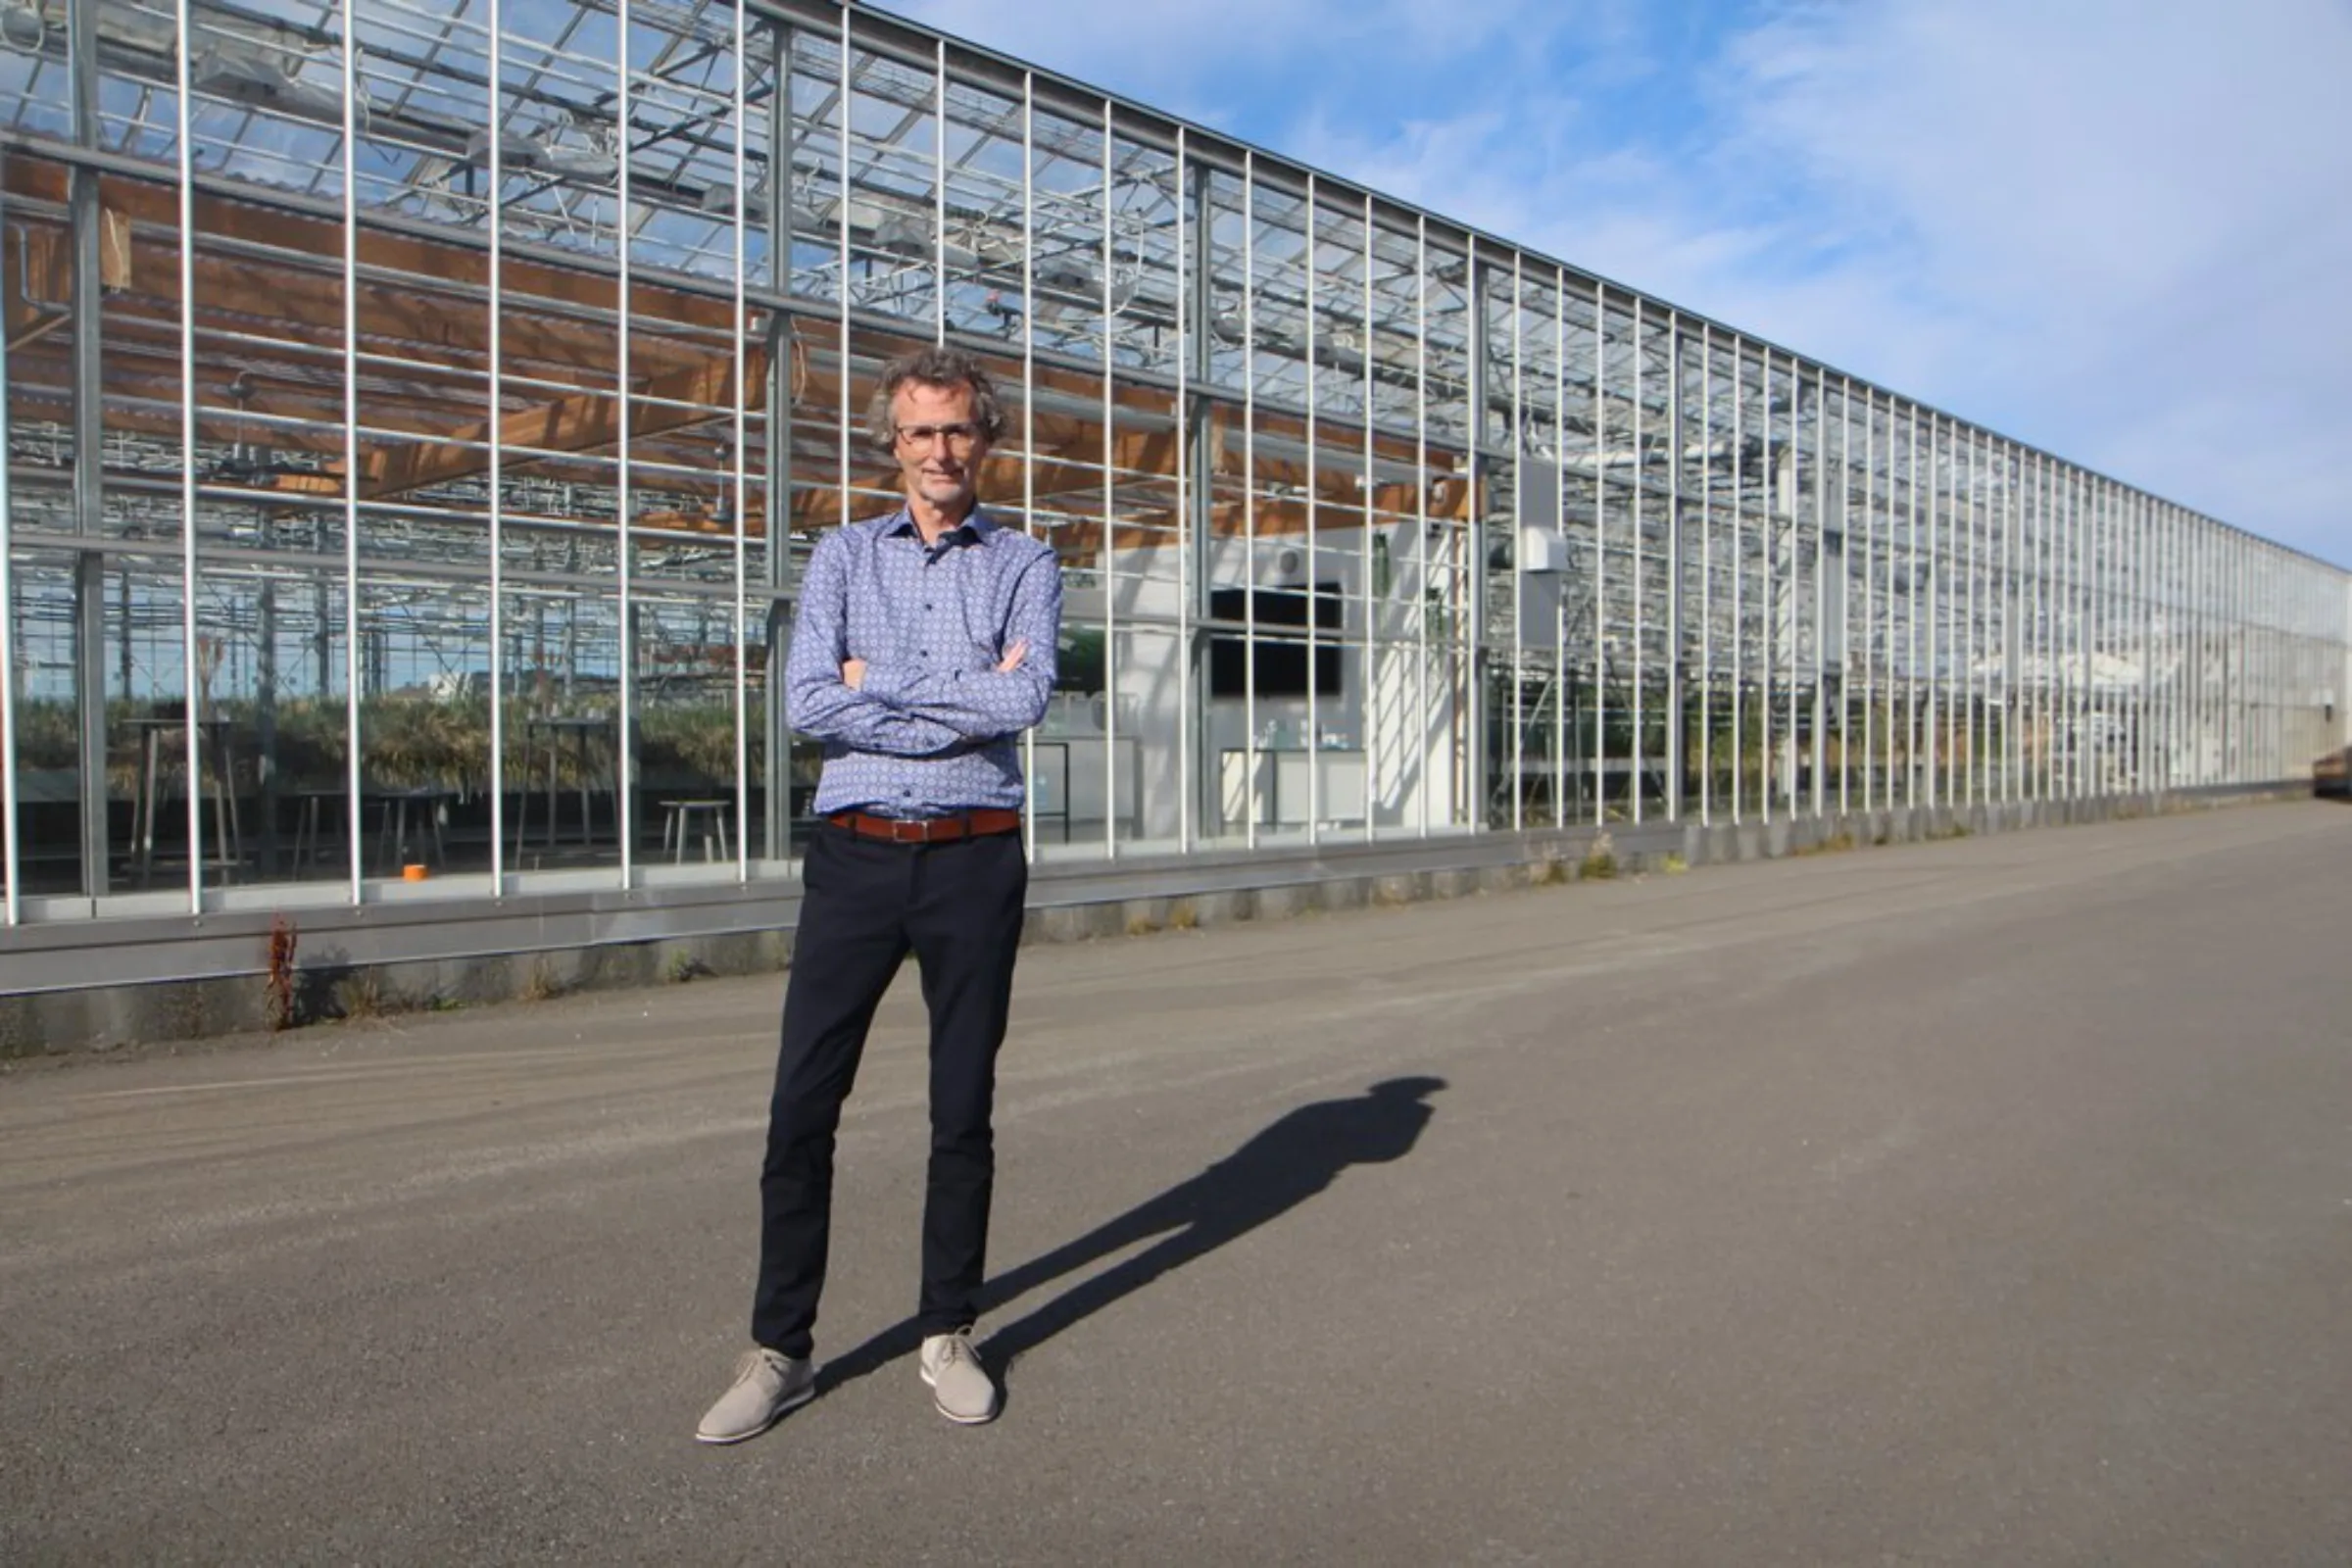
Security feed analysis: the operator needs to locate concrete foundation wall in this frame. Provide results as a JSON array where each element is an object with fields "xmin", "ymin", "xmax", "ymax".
[{"xmin": 0, "ymin": 782, "xmax": 2310, "ymax": 1058}]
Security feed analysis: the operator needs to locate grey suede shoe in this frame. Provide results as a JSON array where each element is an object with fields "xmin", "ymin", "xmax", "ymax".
[
  {"xmin": 697, "ymin": 1348, "xmax": 815, "ymax": 1445},
  {"xmin": 918, "ymin": 1331, "xmax": 999, "ymax": 1425}
]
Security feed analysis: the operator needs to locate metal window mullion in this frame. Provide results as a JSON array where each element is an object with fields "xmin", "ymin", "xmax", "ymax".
[
  {"xmin": 1861, "ymin": 387, "xmax": 1875, "ymax": 814},
  {"xmin": 2211, "ymin": 522, "xmax": 2222, "ymax": 782},
  {"xmin": 2004, "ymin": 441, "xmax": 2017, "ymax": 805},
  {"xmin": 2100, "ymin": 476, "xmax": 2111, "ymax": 794},
  {"xmin": 2042, "ymin": 454, "xmax": 2056, "ymax": 801},
  {"xmin": 1994, "ymin": 441, "xmax": 2013, "ymax": 808},
  {"xmin": 1629, "ymin": 296, "xmax": 1642, "ymax": 826},
  {"xmin": 1904, "ymin": 405, "xmax": 1919, "ymax": 810},
  {"xmin": 0, "ymin": 174, "xmax": 17, "ymax": 923},
  {"xmin": 1781, "ymin": 350, "xmax": 1796, "ymax": 819},
  {"xmin": 1593, "ymin": 283, "xmax": 1607, "ymax": 826},
  {"xmin": 2134, "ymin": 489, "xmax": 2146, "ymax": 790},
  {"xmin": 1728, "ymin": 333, "xmax": 1741, "ymax": 826},
  {"xmin": 1758, "ymin": 349, "xmax": 1773, "ymax": 826},
  {"xmin": 1305, "ymin": 174, "xmax": 1322, "ymax": 844},
  {"xmin": 1242, "ymin": 153, "xmax": 1257, "ymax": 851},
  {"xmin": 340, "ymin": 0, "xmax": 363, "ymax": 901},
  {"xmin": 1925, "ymin": 414, "xmax": 1940, "ymax": 811},
  {"xmin": 2057, "ymin": 462, "xmax": 2071, "ymax": 799},
  {"xmin": 1507, "ymin": 254, "xmax": 1523, "ymax": 834},
  {"xmin": 2090, "ymin": 478, "xmax": 2104, "ymax": 797},
  {"xmin": 488, "ymin": 0, "xmax": 509, "ymax": 892},
  {"xmin": 615, "ymin": 0, "xmax": 636, "ymax": 887},
  {"xmin": 1893, "ymin": 404, "xmax": 1908, "ymax": 808},
  {"xmin": 2092, "ymin": 473, "xmax": 2104, "ymax": 794},
  {"xmin": 2168, "ymin": 500, "xmax": 2181, "ymax": 788},
  {"xmin": 1836, "ymin": 373, "xmax": 1850, "ymax": 816},
  {"xmin": 1101, "ymin": 98, "xmax": 1117, "ymax": 858},
  {"xmin": 2060, "ymin": 453, "xmax": 2079, "ymax": 799},
  {"xmin": 2184, "ymin": 508, "xmax": 2194, "ymax": 785},
  {"xmin": 1172, "ymin": 123, "xmax": 1188, "ymax": 854},
  {"xmin": 831, "ymin": 3, "xmax": 851, "ymax": 872},
  {"xmin": 1956, "ymin": 422, "xmax": 1976, "ymax": 804},
  {"xmin": 1364, "ymin": 198, "xmax": 1380, "ymax": 841},
  {"xmin": 2068, "ymin": 467, "xmax": 2082, "ymax": 799},
  {"xmin": 174, "ymin": 0, "xmax": 204, "ymax": 911},
  {"xmin": 729, "ymin": 0, "xmax": 749, "ymax": 880},
  {"xmin": 933, "ymin": 36, "xmax": 946, "ymax": 345},
  {"xmin": 1416, "ymin": 214, "xmax": 1431, "ymax": 840},
  {"xmin": 1549, "ymin": 270, "xmax": 1568, "ymax": 829},
  {"xmin": 1666, "ymin": 317, "xmax": 1686, "ymax": 824},
  {"xmin": 1697, "ymin": 321, "xmax": 1712, "ymax": 826},
  {"xmin": 2035, "ymin": 453, "xmax": 2049, "ymax": 801},
  {"xmin": 1960, "ymin": 425, "xmax": 1975, "ymax": 808},
  {"xmin": 1809, "ymin": 362, "xmax": 1826, "ymax": 819},
  {"xmin": 1020, "ymin": 72, "xmax": 1037, "ymax": 859}
]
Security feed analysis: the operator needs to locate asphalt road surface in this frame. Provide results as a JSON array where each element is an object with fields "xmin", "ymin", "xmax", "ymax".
[{"xmin": 4, "ymin": 803, "xmax": 2349, "ymax": 1565}]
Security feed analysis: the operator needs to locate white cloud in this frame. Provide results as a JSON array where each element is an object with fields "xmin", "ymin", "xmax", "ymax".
[{"xmin": 876, "ymin": 0, "xmax": 2352, "ymax": 565}]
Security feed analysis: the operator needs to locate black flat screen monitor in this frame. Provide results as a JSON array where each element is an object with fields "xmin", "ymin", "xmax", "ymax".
[{"xmin": 1209, "ymin": 584, "xmax": 1343, "ymax": 699}]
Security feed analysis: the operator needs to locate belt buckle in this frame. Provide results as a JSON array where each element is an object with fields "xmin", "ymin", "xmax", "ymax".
[{"xmin": 889, "ymin": 817, "xmax": 927, "ymax": 844}]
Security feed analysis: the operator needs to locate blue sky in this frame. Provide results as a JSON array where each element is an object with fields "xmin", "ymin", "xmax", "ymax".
[{"xmin": 875, "ymin": 0, "xmax": 2352, "ymax": 570}]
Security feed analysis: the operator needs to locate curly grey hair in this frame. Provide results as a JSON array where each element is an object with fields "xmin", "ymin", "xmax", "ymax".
[{"xmin": 864, "ymin": 346, "xmax": 1010, "ymax": 456}]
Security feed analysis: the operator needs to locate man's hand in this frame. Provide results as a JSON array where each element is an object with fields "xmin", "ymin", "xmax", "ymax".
[
  {"xmin": 997, "ymin": 640, "xmax": 1028, "ymax": 673},
  {"xmin": 842, "ymin": 657, "xmax": 866, "ymax": 690}
]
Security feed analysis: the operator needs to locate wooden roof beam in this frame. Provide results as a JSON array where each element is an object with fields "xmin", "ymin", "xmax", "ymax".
[{"xmin": 367, "ymin": 348, "xmax": 766, "ymax": 499}]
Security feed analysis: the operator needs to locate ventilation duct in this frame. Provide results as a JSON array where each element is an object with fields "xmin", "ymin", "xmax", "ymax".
[
  {"xmin": 194, "ymin": 42, "xmax": 359, "ymax": 131},
  {"xmin": 466, "ymin": 128, "xmax": 618, "ymax": 187},
  {"xmin": 0, "ymin": 3, "xmax": 45, "ymax": 53}
]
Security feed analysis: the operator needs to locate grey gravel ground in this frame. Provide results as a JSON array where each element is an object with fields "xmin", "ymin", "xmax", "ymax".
[{"xmin": 3, "ymin": 802, "xmax": 2350, "ymax": 1566}]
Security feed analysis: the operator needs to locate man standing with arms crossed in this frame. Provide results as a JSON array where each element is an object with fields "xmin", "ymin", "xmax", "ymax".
[{"xmin": 699, "ymin": 346, "xmax": 1060, "ymax": 1443}]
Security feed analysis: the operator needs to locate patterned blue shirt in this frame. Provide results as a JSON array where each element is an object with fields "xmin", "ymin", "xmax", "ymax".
[{"xmin": 787, "ymin": 507, "xmax": 1062, "ymax": 817}]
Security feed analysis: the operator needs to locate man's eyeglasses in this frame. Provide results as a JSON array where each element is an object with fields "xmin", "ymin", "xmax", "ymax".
[{"xmin": 895, "ymin": 421, "xmax": 983, "ymax": 452}]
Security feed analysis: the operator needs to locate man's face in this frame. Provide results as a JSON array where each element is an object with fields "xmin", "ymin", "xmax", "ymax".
[{"xmin": 891, "ymin": 379, "xmax": 991, "ymax": 517}]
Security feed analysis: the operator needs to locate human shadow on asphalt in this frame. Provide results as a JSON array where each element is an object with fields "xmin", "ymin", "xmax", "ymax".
[{"xmin": 813, "ymin": 1075, "xmax": 1446, "ymax": 1397}]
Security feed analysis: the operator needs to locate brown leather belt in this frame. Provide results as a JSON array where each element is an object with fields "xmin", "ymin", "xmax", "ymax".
[{"xmin": 827, "ymin": 808, "xmax": 1023, "ymax": 845}]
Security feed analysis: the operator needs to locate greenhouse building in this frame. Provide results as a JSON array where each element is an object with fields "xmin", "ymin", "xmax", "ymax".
[{"xmin": 0, "ymin": 0, "xmax": 2345, "ymax": 1015}]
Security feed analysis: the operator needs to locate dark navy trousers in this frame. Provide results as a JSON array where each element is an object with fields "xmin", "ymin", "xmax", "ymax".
[{"xmin": 752, "ymin": 821, "xmax": 1027, "ymax": 1357}]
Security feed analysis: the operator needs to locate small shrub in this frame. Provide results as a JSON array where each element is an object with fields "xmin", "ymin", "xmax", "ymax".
[
  {"xmin": 1167, "ymin": 900, "xmax": 1199, "ymax": 931},
  {"xmin": 1531, "ymin": 854, "xmax": 1570, "ymax": 886},
  {"xmin": 1578, "ymin": 831, "xmax": 1619, "ymax": 881},
  {"xmin": 663, "ymin": 950, "xmax": 706, "ymax": 985},
  {"xmin": 1661, "ymin": 852, "xmax": 1689, "ymax": 875},
  {"xmin": 1124, "ymin": 911, "xmax": 1159, "ymax": 938}
]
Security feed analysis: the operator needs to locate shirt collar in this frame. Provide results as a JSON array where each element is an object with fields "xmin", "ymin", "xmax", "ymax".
[{"xmin": 884, "ymin": 506, "xmax": 995, "ymax": 547}]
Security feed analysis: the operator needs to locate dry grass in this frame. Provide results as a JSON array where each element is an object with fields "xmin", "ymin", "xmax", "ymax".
[{"xmin": 520, "ymin": 957, "xmax": 564, "ymax": 1003}]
